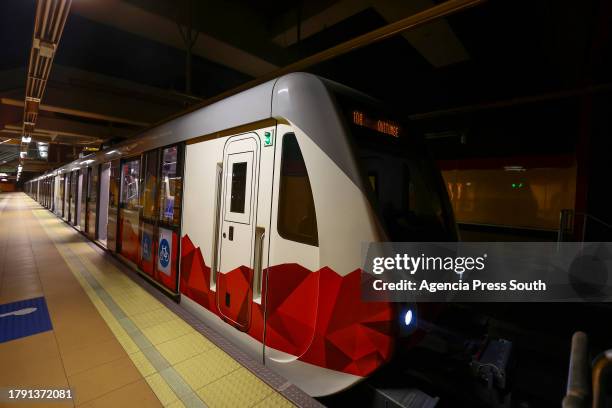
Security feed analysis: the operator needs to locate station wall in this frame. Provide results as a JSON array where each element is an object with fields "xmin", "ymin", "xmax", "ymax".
[
  {"xmin": 0, "ymin": 181, "xmax": 16, "ymax": 192},
  {"xmin": 442, "ymin": 164, "xmax": 576, "ymax": 231}
]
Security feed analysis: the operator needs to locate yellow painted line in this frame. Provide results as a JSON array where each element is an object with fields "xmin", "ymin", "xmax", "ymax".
[{"xmin": 33, "ymin": 210, "xmax": 192, "ymax": 407}]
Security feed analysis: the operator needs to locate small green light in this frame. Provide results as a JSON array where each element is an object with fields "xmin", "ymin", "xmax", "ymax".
[
  {"xmin": 264, "ymin": 131, "xmax": 274, "ymax": 147},
  {"xmin": 512, "ymin": 183, "xmax": 516, "ymax": 188}
]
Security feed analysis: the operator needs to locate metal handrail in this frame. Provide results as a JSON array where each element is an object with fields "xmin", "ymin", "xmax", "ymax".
[
  {"xmin": 563, "ymin": 332, "xmax": 590, "ymax": 408},
  {"xmin": 558, "ymin": 210, "xmax": 612, "ymax": 242},
  {"xmin": 592, "ymin": 350, "xmax": 612, "ymax": 408},
  {"xmin": 576, "ymin": 212, "xmax": 612, "ymax": 230}
]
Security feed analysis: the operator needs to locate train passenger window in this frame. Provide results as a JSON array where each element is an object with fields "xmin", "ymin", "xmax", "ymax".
[
  {"xmin": 109, "ymin": 160, "xmax": 120, "ymax": 209},
  {"xmin": 229, "ymin": 162, "xmax": 247, "ymax": 214},
  {"xmin": 277, "ymin": 133, "xmax": 318, "ymax": 246},
  {"xmin": 159, "ymin": 146, "xmax": 182, "ymax": 226},
  {"xmin": 121, "ymin": 160, "xmax": 140, "ymax": 210},
  {"xmin": 141, "ymin": 150, "xmax": 159, "ymax": 219}
]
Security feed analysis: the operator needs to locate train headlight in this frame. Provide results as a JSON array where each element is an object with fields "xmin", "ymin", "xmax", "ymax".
[
  {"xmin": 404, "ymin": 309, "xmax": 413, "ymax": 327},
  {"xmin": 399, "ymin": 307, "xmax": 417, "ymax": 336}
]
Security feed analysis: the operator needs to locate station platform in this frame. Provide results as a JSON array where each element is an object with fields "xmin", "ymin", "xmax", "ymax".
[{"xmin": 0, "ymin": 193, "xmax": 320, "ymax": 408}]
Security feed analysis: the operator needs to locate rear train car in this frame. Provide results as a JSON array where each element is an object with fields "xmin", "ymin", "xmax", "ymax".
[{"xmin": 26, "ymin": 73, "xmax": 456, "ymax": 396}]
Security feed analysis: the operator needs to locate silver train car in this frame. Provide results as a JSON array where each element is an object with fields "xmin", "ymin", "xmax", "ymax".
[{"xmin": 26, "ymin": 72, "xmax": 456, "ymax": 396}]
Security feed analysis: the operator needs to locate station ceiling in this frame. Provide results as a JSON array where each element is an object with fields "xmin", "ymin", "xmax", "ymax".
[{"xmin": 1, "ymin": 0, "xmax": 610, "ymax": 180}]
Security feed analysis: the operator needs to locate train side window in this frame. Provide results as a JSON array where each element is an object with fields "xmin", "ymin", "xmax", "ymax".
[
  {"xmin": 121, "ymin": 160, "xmax": 140, "ymax": 210},
  {"xmin": 230, "ymin": 162, "xmax": 247, "ymax": 213},
  {"xmin": 159, "ymin": 145, "xmax": 182, "ymax": 226},
  {"xmin": 277, "ymin": 133, "xmax": 318, "ymax": 246},
  {"xmin": 141, "ymin": 150, "xmax": 159, "ymax": 219}
]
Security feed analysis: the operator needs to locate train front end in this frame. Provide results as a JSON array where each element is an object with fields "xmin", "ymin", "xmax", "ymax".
[{"xmin": 270, "ymin": 73, "xmax": 457, "ymax": 396}]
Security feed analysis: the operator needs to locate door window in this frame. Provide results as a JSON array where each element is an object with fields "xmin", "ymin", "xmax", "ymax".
[
  {"xmin": 159, "ymin": 146, "xmax": 181, "ymax": 226},
  {"xmin": 141, "ymin": 150, "xmax": 159, "ymax": 220},
  {"xmin": 224, "ymin": 151, "xmax": 253, "ymax": 224},
  {"xmin": 230, "ymin": 162, "xmax": 247, "ymax": 214},
  {"xmin": 121, "ymin": 160, "xmax": 140, "ymax": 209}
]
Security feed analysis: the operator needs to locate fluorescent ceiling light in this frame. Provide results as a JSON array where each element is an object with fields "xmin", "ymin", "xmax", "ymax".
[{"xmin": 503, "ymin": 166, "xmax": 526, "ymax": 172}]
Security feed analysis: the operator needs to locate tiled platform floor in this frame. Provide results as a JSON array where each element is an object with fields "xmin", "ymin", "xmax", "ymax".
[{"xmin": 0, "ymin": 193, "xmax": 297, "ymax": 408}]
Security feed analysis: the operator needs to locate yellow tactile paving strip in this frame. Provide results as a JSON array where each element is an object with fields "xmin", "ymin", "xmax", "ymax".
[{"xmin": 20, "ymin": 193, "xmax": 295, "ymax": 408}]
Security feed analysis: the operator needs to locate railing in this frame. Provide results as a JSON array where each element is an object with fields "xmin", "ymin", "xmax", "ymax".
[
  {"xmin": 563, "ymin": 331, "xmax": 612, "ymax": 408},
  {"xmin": 563, "ymin": 332, "xmax": 590, "ymax": 408},
  {"xmin": 558, "ymin": 209, "xmax": 612, "ymax": 242}
]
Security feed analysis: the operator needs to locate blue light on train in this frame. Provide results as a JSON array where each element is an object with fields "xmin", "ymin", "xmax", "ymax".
[{"xmin": 404, "ymin": 309, "xmax": 413, "ymax": 327}]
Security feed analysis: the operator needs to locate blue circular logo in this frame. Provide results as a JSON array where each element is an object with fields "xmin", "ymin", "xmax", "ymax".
[{"xmin": 159, "ymin": 238, "xmax": 170, "ymax": 268}]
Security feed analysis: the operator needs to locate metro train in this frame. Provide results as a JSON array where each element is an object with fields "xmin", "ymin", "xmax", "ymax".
[{"xmin": 26, "ymin": 73, "xmax": 457, "ymax": 396}]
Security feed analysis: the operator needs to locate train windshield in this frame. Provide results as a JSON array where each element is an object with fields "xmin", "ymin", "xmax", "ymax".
[{"xmin": 334, "ymin": 93, "xmax": 456, "ymax": 241}]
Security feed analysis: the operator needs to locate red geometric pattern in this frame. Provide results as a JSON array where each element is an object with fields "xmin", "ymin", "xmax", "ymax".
[
  {"xmin": 300, "ymin": 268, "xmax": 395, "ymax": 376},
  {"xmin": 180, "ymin": 235, "xmax": 216, "ymax": 311},
  {"xmin": 217, "ymin": 265, "xmax": 253, "ymax": 330},
  {"xmin": 264, "ymin": 263, "xmax": 318, "ymax": 357},
  {"xmin": 179, "ymin": 234, "xmax": 395, "ymax": 377},
  {"xmin": 119, "ymin": 216, "xmax": 140, "ymax": 263}
]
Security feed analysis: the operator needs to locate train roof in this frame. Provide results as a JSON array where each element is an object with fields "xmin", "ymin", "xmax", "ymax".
[{"xmin": 29, "ymin": 72, "xmax": 375, "ymax": 186}]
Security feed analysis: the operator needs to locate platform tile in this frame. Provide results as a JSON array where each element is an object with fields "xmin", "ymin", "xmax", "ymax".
[
  {"xmin": 141, "ymin": 318, "xmax": 194, "ymax": 345},
  {"xmin": 145, "ymin": 372, "xmax": 181, "ymax": 407},
  {"xmin": 196, "ymin": 367, "xmax": 273, "ymax": 408},
  {"xmin": 156, "ymin": 332, "xmax": 215, "ymax": 366},
  {"xmin": 173, "ymin": 347, "xmax": 240, "ymax": 390},
  {"xmin": 131, "ymin": 307, "xmax": 179, "ymax": 330},
  {"xmin": 130, "ymin": 350, "xmax": 157, "ymax": 377}
]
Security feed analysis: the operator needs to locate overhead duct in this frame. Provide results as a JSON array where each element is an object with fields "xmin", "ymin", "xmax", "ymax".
[{"xmin": 19, "ymin": 0, "xmax": 72, "ymax": 178}]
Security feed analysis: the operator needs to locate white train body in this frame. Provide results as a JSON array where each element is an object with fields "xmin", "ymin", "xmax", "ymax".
[{"xmin": 26, "ymin": 73, "xmax": 456, "ymax": 397}]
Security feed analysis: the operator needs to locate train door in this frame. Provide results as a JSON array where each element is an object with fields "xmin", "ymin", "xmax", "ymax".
[
  {"xmin": 79, "ymin": 169, "xmax": 87, "ymax": 230},
  {"xmin": 86, "ymin": 165, "xmax": 99, "ymax": 240},
  {"xmin": 70, "ymin": 170, "xmax": 78, "ymax": 225},
  {"xmin": 70, "ymin": 170, "xmax": 79, "ymax": 225},
  {"xmin": 118, "ymin": 158, "xmax": 141, "ymax": 264},
  {"xmin": 139, "ymin": 150, "xmax": 159, "ymax": 277},
  {"xmin": 54, "ymin": 175, "xmax": 61, "ymax": 215},
  {"xmin": 76, "ymin": 170, "xmax": 83, "ymax": 228},
  {"xmin": 156, "ymin": 145, "xmax": 183, "ymax": 293},
  {"xmin": 107, "ymin": 160, "xmax": 120, "ymax": 252},
  {"xmin": 63, "ymin": 173, "xmax": 69, "ymax": 220},
  {"xmin": 97, "ymin": 162, "xmax": 111, "ymax": 247},
  {"xmin": 216, "ymin": 134, "xmax": 261, "ymax": 331}
]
